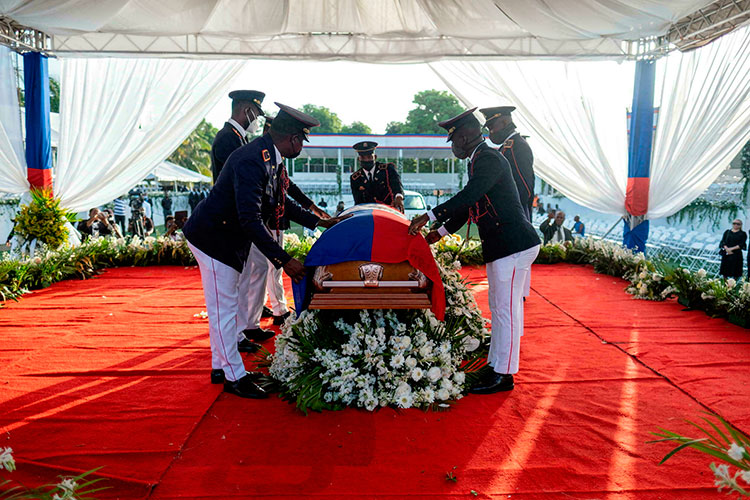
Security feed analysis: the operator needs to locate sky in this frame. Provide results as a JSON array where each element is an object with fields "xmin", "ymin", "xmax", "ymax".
[{"xmin": 203, "ymin": 60, "xmax": 451, "ymax": 134}]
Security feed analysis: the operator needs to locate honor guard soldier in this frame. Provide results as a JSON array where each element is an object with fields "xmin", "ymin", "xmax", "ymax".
[
  {"xmin": 350, "ymin": 141, "xmax": 404, "ymax": 212},
  {"xmin": 409, "ymin": 108, "xmax": 540, "ymax": 395},
  {"xmin": 183, "ymin": 102, "xmax": 349, "ymax": 399},
  {"xmin": 210, "ymin": 90, "xmax": 265, "ymax": 182},
  {"xmin": 480, "ymin": 106, "xmax": 535, "ymax": 222},
  {"xmin": 240, "ymin": 114, "xmax": 331, "ymax": 340}
]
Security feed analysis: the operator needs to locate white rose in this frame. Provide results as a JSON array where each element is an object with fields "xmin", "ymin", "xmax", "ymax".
[
  {"xmin": 727, "ymin": 278, "xmax": 736, "ymax": 289},
  {"xmin": 427, "ymin": 366, "xmax": 442, "ymax": 383},
  {"xmin": 395, "ymin": 382, "xmax": 411, "ymax": 397},
  {"xmin": 405, "ymin": 357, "xmax": 417, "ymax": 369},
  {"xmin": 419, "ymin": 345, "xmax": 433, "ymax": 358},
  {"xmin": 463, "ymin": 337, "xmax": 480, "ymax": 352},
  {"xmin": 696, "ymin": 269, "xmax": 707, "ymax": 279},
  {"xmin": 437, "ymin": 388, "xmax": 450, "ymax": 401},
  {"xmin": 453, "ymin": 372, "xmax": 465, "ymax": 385}
]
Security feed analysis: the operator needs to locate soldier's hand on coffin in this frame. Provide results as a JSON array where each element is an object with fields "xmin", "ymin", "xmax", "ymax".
[
  {"xmin": 425, "ymin": 230, "xmax": 441, "ymax": 245},
  {"xmin": 392, "ymin": 196, "xmax": 404, "ymax": 213},
  {"xmin": 316, "ymin": 213, "xmax": 352, "ymax": 229},
  {"xmin": 311, "ymin": 204, "xmax": 331, "ymax": 219},
  {"xmin": 283, "ymin": 258, "xmax": 306, "ymax": 283},
  {"xmin": 408, "ymin": 213, "xmax": 429, "ymax": 235}
]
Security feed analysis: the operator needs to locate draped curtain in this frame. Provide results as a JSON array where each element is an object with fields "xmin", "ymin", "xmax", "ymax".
[
  {"xmin": 0, "ymin": 45, "xmax": 29, "ymax": 195},
  {"xmin": 430, "ymin": 25, "xmax": 750, "ymax": 220},
  {"xmin": 648, "ymin": 25, "xmax": 750, "ymax": 219},
  {"xmin": 55, "ymin": 57, "xmax": 243, "ymax": 212},
  {"xmin": 429, "ymin": 59, "xmax": 633, "ymax": 215}
]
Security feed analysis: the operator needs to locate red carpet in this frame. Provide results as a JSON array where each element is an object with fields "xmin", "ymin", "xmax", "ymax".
[{"xmin": 1, "ymin": 263, "xmax": 748, "ymax": 499}]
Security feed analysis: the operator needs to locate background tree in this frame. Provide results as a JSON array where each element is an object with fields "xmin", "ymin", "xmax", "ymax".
[
  {"xmin": 167, "ymin": 119, "xmax": 218, "ymax": 177},
  {"xmin": 341, "ymin": 121, "xmax": 372, "ymax": 134},
  {"xmin": 385, "ymin": 90, "xmax": 464, "ymax": 134},
  {"xmin": 300, "ymin": 104, "xmax": 342, "ymax": 133}
]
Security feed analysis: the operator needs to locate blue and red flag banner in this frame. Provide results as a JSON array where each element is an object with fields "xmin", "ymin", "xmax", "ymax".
[
  {"xmin": 293, "ymin": 204, "xmax": 446, "ymax": 320},
  {"xmin": 23, "ymin": 52, "xmax": 52, "ymax": 191}
]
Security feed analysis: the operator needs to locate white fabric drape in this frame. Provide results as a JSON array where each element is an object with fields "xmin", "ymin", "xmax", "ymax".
[
  {"xmin": 1, "ymin": 0, "xmax": 712, "ymax": 60},
  {"xmin": 0, "ymin": 45, "xmax": 29, "ymax": 194},
  {"xmin": 55, "ymin": 58, "xmax": 243, "ymax": 212},
  {"xmin": 648, "ymin": 25, "xmax": 750, "ymax": 219},
  {"xmin": 429, "ymin": 59, "xmax": 633, "ymax": 215}
]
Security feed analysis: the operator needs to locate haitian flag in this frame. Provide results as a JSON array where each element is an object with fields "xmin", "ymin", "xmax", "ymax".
[{"xmin": 293, "ymin": 204, "xmax": 446, "ymax": 320}]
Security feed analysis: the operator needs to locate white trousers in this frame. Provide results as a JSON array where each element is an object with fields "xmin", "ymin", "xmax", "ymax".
[
  {"xmin": 266, "ymin": 230, "xmax": 289, "ymax": 316},
  {"xmin": 187, "ymin": 242, "xmax": 246, "ymax": 382},
  {"xmin": 486, "ymin": 244, "xmax": 540, "ymax": 375},
  {"xmin": 238, "ymin": 229, "xmax": 288, "ymax": 332}
]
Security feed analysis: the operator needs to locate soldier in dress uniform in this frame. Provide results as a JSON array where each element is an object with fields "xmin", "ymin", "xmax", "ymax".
[
  {"xmin": 240, "ymin": 115, "xmax": 331, "ymax": 340},
  {"xmin": 183, "ymin": 102, "xmax": 349, "ymax": 399},
  {"xmin": 479, "ymin": 106, "xmax": 535, "ymax": 221},
  {"xmin": 480, "ymin": 106, "xmax": 536, "ymax": 300},
  {"xmin": 349, "ymin": 141, "xmax": 404, "ymax": 212},
  {"xmin": 210, "ymin": 90, "xmax": 265, "ymax": 182},
  {"xmin": 408, "ymin": 108, "xmax": 540, "ymax": 394}
]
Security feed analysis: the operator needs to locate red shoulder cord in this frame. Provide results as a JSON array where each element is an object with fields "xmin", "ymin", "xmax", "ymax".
[
  {"xmin": 372, "ymin": 165, "xmax": 393, "ymax": 205},
  {"xmin": 274, "ymin": 163, "xmax": 290, "ymax": 229},
  {"xmin": 504, "ymin": 143, "xmax": 532, "ymax": 198},
  {"xmin": 468, "ymin": 151, "xmax": 499, "ymax": 224}
]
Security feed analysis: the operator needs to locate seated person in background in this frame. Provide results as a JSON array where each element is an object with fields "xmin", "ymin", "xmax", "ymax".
[
  {"xmin": 77, "ymin": 208, "xmax": 116, "ymax": 240},
  {"xmin": 334, "ymin": 201, "xmax": 345, "ymax": 217},
  {"xmin": 572, "ymin": 215, "xmax": 585, "ymax": 237},
  {"xmin": 540, "ymin": 210, "xmax": 573, "ymax": 244},
  {"xmin": 128, "ymin": 208, "xmax": 154, "ymax": 237},
  {"xmin": 164, "ymin": 215, "xmax": 183, "ymax": 241}
]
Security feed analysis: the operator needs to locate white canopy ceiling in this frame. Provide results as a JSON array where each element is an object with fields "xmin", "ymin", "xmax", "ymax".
[{"xmin": 0, "ymin": 0, "xmax": 720, "ymax": 60}]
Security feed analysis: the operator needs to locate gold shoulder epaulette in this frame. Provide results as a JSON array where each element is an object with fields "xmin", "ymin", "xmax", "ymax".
[{"xmin": 351, "ymin": 170, "xmax": 363, "ymax": 180}]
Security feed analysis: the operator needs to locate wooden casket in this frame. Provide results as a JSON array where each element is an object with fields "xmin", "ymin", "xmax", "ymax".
[{"xmin": 308, "ymin": 260, "xmax": 432, "ymax": 310}]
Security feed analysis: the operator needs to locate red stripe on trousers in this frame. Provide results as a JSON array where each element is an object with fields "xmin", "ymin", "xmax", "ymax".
[{"xmin": 507, "ymin": 267, "xmax": 516, "ymax": 373}]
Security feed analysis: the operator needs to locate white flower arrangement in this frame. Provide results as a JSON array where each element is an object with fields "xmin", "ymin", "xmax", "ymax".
[{"xmin": 267, "ymin": 258, "xmax": 489, "ymax": 413}]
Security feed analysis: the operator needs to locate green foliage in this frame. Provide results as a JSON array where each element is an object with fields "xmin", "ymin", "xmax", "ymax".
[
  {"xmin": 741, "ymin": 139, "xmax": 750, "ymax": 199},
  {"xmin": 385, "ymin": 90, "xmax": 464, "ymax": 135},
  {"xmin": 167, "ymin": 119, "xmax": 218, "ymax": 176},
  {"xmin": 0, "ymin": 236, "xmax": 196, "ymax": 304},
  {"xmin": 300, "ymin": 104, "xmax": 342, "ymax": 133},
  {"xmin": 0, "ymin": 465, "xmax": 108, "ymax": 500},
  {"xmin": 48, "ymin": 77, "xmax": 60, "ymax": 113},
  {"xmin": 667, "ymin": 198, "xmax": 744, "ymax": 230},
  {"xmin": 14, "ymin": 189, "xmax": 76, "ymax": 250},
  {"xmin": 340, "ymin": 121, "xmax": 372, "ymax": 134},
  {"xmin": 649, "ymin": 413, "xmax": 750, "ymax": 496}
]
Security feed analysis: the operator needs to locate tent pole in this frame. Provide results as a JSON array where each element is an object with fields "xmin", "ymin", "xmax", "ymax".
[{"xmin": 623, "ymin": 59, "xmax": 656, "ymax": 253}]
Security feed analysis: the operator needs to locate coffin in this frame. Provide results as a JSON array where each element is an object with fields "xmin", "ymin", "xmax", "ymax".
[{"xmin": 308, "ymin": 259, "xmax": 432, "ymax": 310}]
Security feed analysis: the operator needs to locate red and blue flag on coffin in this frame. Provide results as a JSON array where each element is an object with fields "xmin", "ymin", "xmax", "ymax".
[{"xmin": 292, "ymin": 204, "xmax": 446, "ymax": 320}]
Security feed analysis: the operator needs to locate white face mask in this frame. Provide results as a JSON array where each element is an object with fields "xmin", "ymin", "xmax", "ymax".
[{"xmin": 244, "ymin": 109, "xmax": 259, "ymax": 135}]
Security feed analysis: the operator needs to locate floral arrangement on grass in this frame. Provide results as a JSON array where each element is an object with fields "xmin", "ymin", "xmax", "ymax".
[
  {"xmin": 434, "ymin": 233, "xmax": 484, "ymax": 267},
  {"xmin": 650, "ymin": 414, "xmax": 750, "ymax": 496},
  {"xmin": 13, "ymin": 189, "xmax": 77, "ymax": 251},
  {"xmin": 1, "ymin": 446, "xmax": 107, "ymax": 499},
  {"xmin": 262, "ymin": 250, "xmax": 489, "ymax": 413}
]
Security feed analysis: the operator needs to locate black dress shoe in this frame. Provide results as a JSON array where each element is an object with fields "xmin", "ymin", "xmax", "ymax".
[
  {"xmin": 237, "ymin": 338, "xmax": 262, "ymax": 353},
  {"xmin": 261, "ymin": 306, "xmax": 274, "ymax": 318},
  {"xmin": 272, "ymin": 311, "xmax": 291, "ymax": 325},
  {"xmin": 211, "ymin": 369, "xmax": 225, "ymax": 384},
  {"xmin": 212, "ymin": 370, "xmax": 264, "ymax": 384},
  {"xmin": 469, "ymin": 373, "xmax": 514, "ymax": 394},
  {"xmin": 243, "ymin": 328, "xmax": 275, "ymax": 342},
  {"xmin": 224, "ymin": 374, "xmax": 268, "ymax": 399}
]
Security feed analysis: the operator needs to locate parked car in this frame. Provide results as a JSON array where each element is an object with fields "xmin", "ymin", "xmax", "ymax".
[{"xmin": 402, "ymin": 190, "xmax": 427, "ymax": 220}]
